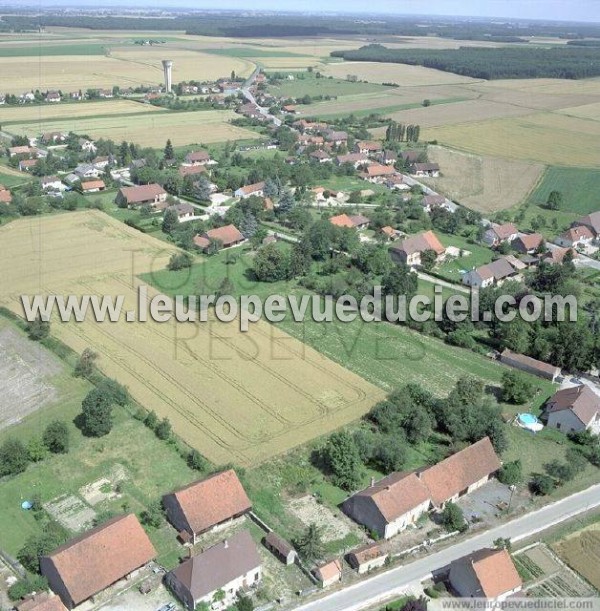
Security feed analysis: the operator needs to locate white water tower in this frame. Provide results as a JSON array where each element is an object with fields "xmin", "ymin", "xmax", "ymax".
[{"xmin": 162, "ymin": 59, "xmax": 173, "ymax": 93}]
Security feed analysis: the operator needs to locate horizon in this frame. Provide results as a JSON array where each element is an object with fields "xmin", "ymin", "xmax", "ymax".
[{"xmin": 1, "ymin": 1, "xmax": 599, "ymax": 25}]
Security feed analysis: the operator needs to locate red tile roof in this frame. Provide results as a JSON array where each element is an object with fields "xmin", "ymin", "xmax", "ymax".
[
  {"xmin": 394, "ymin": 230, "xmax": 445, "ymax": 256},
  {"xmin": 81, "ymin": 180, "xmax": 105, "ymax": 191},
  {"xmin": 194, "ymin": 224, "xmax": 244, "ymax": 249},
  {"xmin": 490, "ymin": 223, "xmax": 518, "ymax": 240},
  {"xmin": 329, "ymin": 214, "xmax": 356, "ymax": 229},
  {"xmin": 365, "ymin": 164, "xmax": 396, "ymax": 177},
  {"xmin": 179, "ymin": 165, "xmax": 207, "ymax": 177},
  {"xmin": 0, "ymin": 189, "xmax": 12, "ymax": 203},
  {"xmin": 455, "ymin": 548, "xmax": 522, "ymax": 598},
  {"xmin": 41, "ymin": 514, "xmax": 156, "ymax": 607},
  {"xmin": 15, "ymin": 592, "xmax": 67, "ymax": 611},
  {"xmin": 238, "ymin": 181, "xmax": 265, "ymax": 196},
  {"xmin": 515, "ymin": 233, "xmax": 543, "ymax": 251},
  {"xmin": 314, "ymin": 559, "xmax": 342, "ymax": 582},
  {"xmin": 561, "ymin": 225, "xmax": 594, "ymax": 243},
  {"xmin": 417, "ymin": 437, "xmax": 501, "ymax": 506},
  {"xmin": 164, "ymin": 469, "xmax": 251, "ymax": 534},
  {"xmin": 119, "ymin": 183, "xmax": 166, "ymax": 204}
]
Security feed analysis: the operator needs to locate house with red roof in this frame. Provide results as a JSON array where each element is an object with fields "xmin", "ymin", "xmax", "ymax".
[
  {"xmin": 513, "ymin": 233, "xmax": 544, "ymax": 254},
  {"xmin": 14, "ymin": 592, "xmax": 67, "ymax": 611},
  {"xmin": 163, "ymin": 469, "xmax": 252, "ymax": 543},
  {"xmin": 313, "ymin": 559, "xmax": 343, "ymax": 588},
  {"xmin": 483, "ymin": 223, "xmax": 519, "ymax": 247},
  {"xmin": 234, "ymin": 181, "xmax": 265, "ymax": 199},
  {"xmin": 193, "ymin": 224, "xmax": 245, "ymax": 252},
  {"xmin": 40, "ymin": 514, "xmax": 156, "ymax": 609},
  {"xmin": 556, "ymin": 225, "xmax": 595, "ymax": 249},
  {"xmin": 329, "ymin": 214, "xmax": 370, "ymax": 230},
  {"xmin": 449, "ymin": 548, "xmax": 522, "ymax": 601},
  {"xmin": 544, "ymin": 385, "xmax": 600, "ymax": 435},
  {"xmin": 389, "ymin": 230, "xmax": 445, "ymax": 267},
  {"xmin": 116, "ymin": 184, "xmax": 167, "ymax": 208}
]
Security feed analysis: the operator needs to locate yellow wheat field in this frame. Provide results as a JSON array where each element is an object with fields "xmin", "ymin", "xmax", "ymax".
[{"xmin": 0, "ymin": 211, "xmax": 383, "ymax": 465}]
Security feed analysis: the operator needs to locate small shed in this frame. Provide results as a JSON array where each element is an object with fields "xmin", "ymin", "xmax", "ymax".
[{"xmin": 263, "ymin": 531, "xmax": 297, "ymax": 565}]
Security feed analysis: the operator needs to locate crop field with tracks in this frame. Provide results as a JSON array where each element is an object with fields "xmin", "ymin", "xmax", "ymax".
[
  {"xmin": 554, "ymin": 525, "xmax": 600, "ymax": 590},
  {"xmin": 0, "ymin": 211, "xmax": 382, "ymax": 466},
  {"xmin": 7, "ymin": 109, "xmax": 259, "ymax": 147}
]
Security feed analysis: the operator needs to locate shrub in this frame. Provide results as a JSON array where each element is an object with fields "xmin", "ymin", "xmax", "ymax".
[
  {"xmin": 43, "ymin": 420, "xmax": 70, "ymax": 454},
  {"xmin": 8, "ymin": 575, "xmax": 49, "ymax": 601}
]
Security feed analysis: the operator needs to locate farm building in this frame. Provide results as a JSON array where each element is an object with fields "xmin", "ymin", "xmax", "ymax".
[
  {"xmin": 513, "ymin": 233, "xmax": 544, "ymax": 254},
  {"xmin": 235, "ymin": 181, "xmax": 265, "ymax": 199},
  {"xmin": 346, "ymin": 542, "xmax": 387, "ymax": 575},
  {"xmin": 449, "ymin": 548, "xmax": 522, "ymax": 601},
  {"xmin": 166, "ymin": 530, "xmax": 262, "ymax": 611},
  {"xmin": 163, "ymin": 469, "xmax": 252, "ymax": 543},
  {"xmin": 193, "ymin": 224, "xmax": 245, "ymax": 252},
  {"xmin": 14, "ymin": 592, "xmax": 67, "ymax": 611},
  {"xmin": 389, "ymin": 230, "xmax": 445, "ymax": 267},
  {"xmin": 417, "ymin": 437, "xmax": 501, "ymax": 508},
  {"xmin": 500, "ymin": 349, "xmax": 561, "ymax": 382},
  {"xmin": 80, "ymin": 180, "xmax": 106, "ymax": 193},
  {"xmin": 263, "ymin": 531, "xmax": 297, "ymax": 565},
  {"xmin": 342, "ymin": 472, "xmax": 431, "ymax": 540},
  {"xmin": 409, "ymin": 162, "xmax": 440, "ymax": 177},
  {"xmin": 462, "ymin": 257, "xmax": 519, "ymax": 289},
  {"xmin": 544, "ymin": 386, "xmax": 600, "ymax": 435},
  {"xmin": 556, "ymin": 226, "xmax": 595, "ymax": 249},
  {"xmin": 40, "ymin": 514, "xmax": 156, "ymax": 609},
  {"xmin": 116, "ymin": 184, "xmax": 168, "ymax": 208},
  {"xmin": 313, "ymin": 560, "xmax": 343, "ymax": 588},
  {"xmin": 577, "ymin": 211, "xmax": 600, "ymax": 237},
  {"xmin": 483, "ymin": 223, "xmax": 519, "ymax": 247}
]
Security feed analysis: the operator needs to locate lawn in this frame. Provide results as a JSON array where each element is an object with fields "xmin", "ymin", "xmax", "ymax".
[
  {"xmin": 526, "ymin": 166, "xmax": 600, "ymax": 216},
  {"xmin": 0, "ymin": 168, "xmax": 31, "ymax": 188},
  {"xmin": 0, "ymin": 43, "xmax": 108, "ymax": 57},
  {"xmin": 319, "ymin": 175, "xmax": 388, "ymax": 194},
  {"xmin": 204, "ymin": 47, "xmax": 305, "ymax": 58},
  {"xmin": 268, "ymin": 72, "xmax": 391, "ymax": 99},
  {"xmin": 436, "ymin": 232, "xmax": 495, "ymax": 282}
]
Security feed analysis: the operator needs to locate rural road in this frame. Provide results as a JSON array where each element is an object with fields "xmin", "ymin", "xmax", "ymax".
[{"xmin": 293, "ymin": 483, "xmax": 600, "ymax": 611}]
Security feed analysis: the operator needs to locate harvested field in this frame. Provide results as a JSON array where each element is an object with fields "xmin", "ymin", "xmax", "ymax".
[
  {"xmin": 423, "ymin": 113, "xmax": 600, "ymax": 167},
  {"xmin": 322, "ymin": 61, "xmax": 480, "ymax": 86},
  {"xmin": 554, "ymin": 525, "xmax": 600, "ymax": 590},
  {"xmin": 558, "ymin": 101, "xmax": 600, "ymax": 121},
  {"xmin": 8, "ymin": 109, "xmax": 259, "ymax": 148},
  {"xmin": 0, "ymin": 99, "xmax": 164, "ymax": 125},
  {"xmin": 0, "ymin": 47, "xmax": 253, "ymax": 94},
  {"xmin": 422, "ymin": 145, "xmax": 544, "ymax": 212},
  {"xmin": 0, "ymin": 211, "xmax": 382, "ymax": 466},
  {"xmin": 0, "ymin": 325, "xmax": 61, "ymax": 430}
]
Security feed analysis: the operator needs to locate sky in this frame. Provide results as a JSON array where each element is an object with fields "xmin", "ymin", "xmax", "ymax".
[{"xmin": 3, "ymin": 0, "xmax": 600, "ymax": 23}]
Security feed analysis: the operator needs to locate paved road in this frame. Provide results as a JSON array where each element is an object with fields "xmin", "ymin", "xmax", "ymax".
[
  {"xmin": 402, "ymin": 174, "xmax": 458, "ymax": 213},
  {"xmin": 241, "ymin": 68, "xmax": 282, "ymax": 127},
  {"xmin": 546, "ymin": 241, "xmax": 600, "ymax": 271},
  {"xmin": 294, "ymin": 484, "xmax": 600, "ymax": 611},
  {"xmin": 416, "ymin": 271, "xmax": 470, "ymax": 294}
]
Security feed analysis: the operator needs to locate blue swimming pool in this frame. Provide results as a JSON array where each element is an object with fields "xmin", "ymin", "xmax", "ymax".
[{"xmin": 518, "ymin": 413, "xmax": 538, "ymax": 426}]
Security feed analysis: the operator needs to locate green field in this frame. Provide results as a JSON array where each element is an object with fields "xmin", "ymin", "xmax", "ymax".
[
  {"xmin": 269, "ymin": 73, "xmax": 390, "ymax": 99},
  {"xmin": 436, "ymin": 232, "xmax": 495, "ymax": 282},
  {"xmin": 0, "ymin": 43, "xmax": 107, "ymax": 57},
  {"xmin": 205, "ymin": 47, "xmax": 305, "ymax": 58},
  {"xmin": 526, "ymin": 166, "xmax": 600, "ymax": 216}
]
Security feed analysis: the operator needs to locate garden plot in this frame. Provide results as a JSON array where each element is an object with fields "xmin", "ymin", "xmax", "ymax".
[
  {"xmin": 44, "ymin": 494, "xmax": 97, "ymax": 532},
  {"xmin": 0, "ymin": 326, "xmax": 61, "ymax": 430}
]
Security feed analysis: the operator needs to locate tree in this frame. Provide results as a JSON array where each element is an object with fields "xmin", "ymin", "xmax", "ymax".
[
  {"xmin": 187, "ymin": 449, "xmax": 208, "ymax": 471},
  {"xmin": 501, "ymin": 370, "xmax": 533, "ymax": 404},
  {"xmin": 97, "ymin": 378, "xmax": 129, "ymax": 406},
  {"xmin": 253, "ymin": 243, "xmax": 290, "ymax": 282},
  {"xmin": 277, "ymin": 190, "xmax": 296, "ymax": 217},
  {"xmin": 498, "ymin": 460, "xmax": 522, "ymax": 486},
  {"xmin": 27, "ymin": 437, "xmax": 48, "ymax": 462},
  {"xmin": 422, "ymin": 99, "xmax": 431, "ymax": 107},
  {"xmin": 26, "ymin": 315, "xmax": 50, "ymax": 341},
  {"xmin": 0, "ymin": 438, "xmax": 29, "ymax": 476},
  {"xmin": 295, "ymin": 523, "xmax": 324, "ymax": 562},
  {"xmin": 8, "ymin": 575, "xmax": 49, "ymax": 602},
  {"xmin": 440, "ymin": 502, "xmax": 466, "ymax": 532},
  {"xmin": 162, "ymin": 208, "xmax": 179, "ymax": 234},
  {"xmin": 17, "ymin": 521, "xmax": 69, "ymax": 573},
  {"xmin": 43, "ymin": 420, "xmax": 70, "ymax": 454},
  {"xmin": 237, "ymin": 593, "xmax": 254, "ymax": 611},
  {"xmin": 493, "ymin": 537, "xmax": 512, "ymax": 551},
  {"xmin": 289, "ymin": 240, "xmax": 313, "ymax": 277},
  {"xmin": 530, "ymin": 474, "xmax": 555, "ymax": 495},
  {"xmin": 323, "ymin": 431, "xmax": 364, "ymax": 491},
  {"xmin": 400, "ymin": 597, "xmax": 428, "ymax": 611},
  {"xmin": 420, "ymin": 249, "xmax": 437, "ymax": 271},
  {"xmin": 194, "ymin": 176, "xmax": 212, "ymax": 202},
  {"xmin": 155, "ymin": 417, "xmax": 172, "ymax": 440},
  {"xmin": 546, "ymin": 190, "xmax": 563, "ymax": 210},
  {"xmin": 375, "ymin": 434, "xmax": 407, "ymax": 473},
  {"xmin": 144, "ymin": 410, "xmax": 158, "ymax": 430},
  {"xmin": 164, "ymin": 139, "xmax": 174, "ymax": 160},
  {"xmin": 168, "ymin": 252, "xmax": 193, "ymax": 271},
  {"xmin": 140, "ymin": 500, "xmax": 163, "ymax": 528},
  {"xmin": 240, "ymin": 212, "xmax": 258, "ymax": 239},
  {"xmin": 382, "ymin": 264, "xmax": 418, "ymax": 301},
  {"xmin": 74, "ymin": 348, "xmax": 98, "ymax": 378},
  {"xmin": 80, "ymin": 387, "xmax": 114, "ymax": 437}
]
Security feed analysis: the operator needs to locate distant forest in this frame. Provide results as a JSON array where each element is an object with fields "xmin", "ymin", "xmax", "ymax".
[
  {"xmin": 2, "ymin": 12, "xmax": 600, "ymax": 41},
  {"xmin": 331, "ymin": 44, "xmax": 600, "ymax": 80}
]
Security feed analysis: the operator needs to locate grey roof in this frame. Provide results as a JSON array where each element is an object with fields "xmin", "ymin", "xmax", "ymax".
[{"xmin": 169, "ymin": 530, "xmax": 261, "ymax": 601}]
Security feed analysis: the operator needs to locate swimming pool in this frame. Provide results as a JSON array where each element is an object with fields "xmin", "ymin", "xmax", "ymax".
[
  {"xmin": 518, "ymin": 413, "xmax": 538, "ymax": 426},
  {"xmin": 516, "ymin": 413, "xmax": 544, "ymax": 432}
]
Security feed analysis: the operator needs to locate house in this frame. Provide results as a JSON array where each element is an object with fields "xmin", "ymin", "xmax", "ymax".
[
  {"xmin": 19, "ymin": 159, "xmax": 38, "ymax": 172},
  {"xmin": 0, "ymin": 188, "xmax": 12, "ymax": 204},
  {"xmin": 80, "ymin": 179, "xmax": 106, "ymax": 193},
  {"xmin": 92, "ymin": 155, "xmax": 112, "ymax": 170},
  {"xmin": 263, "ymin": 531, "xmax": 297, "ymax": 565},
  {"xmin": 544, "ymin": 386, "xmax": 600, "ymax": 435},
  {"xmin": 73, "ymin": 164, "xmax": 99, "ymax": 179},
  {"xmin": 167, "ymin": 203, "xmax": 195, "ymax": 221},
  {"xmin": 410, "ymin": 162, "xmax": 440, "ymax": 177},
  {"xmin": 310, "ymin": 150, "xmax": 332, "ymax": 163},
  {"xmin": 449, "ymin": 548, "xmax": 522, "ymax": 601},
  {"xmin": 313, "ymin": 560, "xmax": 343, "ymax": 588},
  {"xmin": 577, "ymin": 211, "xmax": 600, "ymax": 237},
  {"xmin": 354, "ymin": 140, "xmax": 382, "ymax": 155},
  {"xmin": 8, "ymin": 145, "xmax": 36, "ymax": 158},
  {"xmin": 380, "ymin": 226, "xmax": 402, "ymax": 241},
  {"xmin": 79, "ymin": 139, "xmax": 97, "ymax": 153},
  {"xmin": 346, "ymin": 542, "xmax": 387, "ymax": 575},
  {"xmin": 70, "ymin": 91, "xmax": 83, "ymax": 100},
  {"xmin": 14, "ymin": 592, "xmax": 68, "ymax": 611},
  {"xmin": 165, "ymin": 530, "xmax": 261, "ymax": 611},
  {"xmin": 41, "ymin": 132, "xmax": 67, "ymax": 145},
  {"xmin": 184, "ymin": 150, "xmax": 211, "ymax": 166},
  {"xmin": 421, "ymin": 194, "xmax": 446, "ymax": 212},
  {"xmin": 235, "ymin": 181, "xmax": 265, "ymax": 199},
  {"xmin": 324, "ymin": 130, "xmax": 348, "ymax": 146},
  {"xmin": 483, "ymin": 223, "xmax": 519, "ymax": 247},
  {"xmin": 389, "ymin": 230, "xmax": 445, "ymax": 267},
  {"xmin": 541, "ymin": 247, "xmax": 577, "ymax": 265},
  {"xmin": 0, "ymin": 94, "xmax": 5, "ymax": 105},
  {"xmin": 21, "ymin": 92, "xmax": 35, "ymax": 103},
  {"xmin": 462, "ymin": 257, "xmax": 519, "ymax": 289},
  {"xmin": 361, "ymin": 164, "xmax": 397, "ymax": 182},
  {"xmin": 179, "ymin": 164, "xmax": 207, "ymax": 178},
  {"xmin": 282, "ymin": 104, "xmax": 298, "ymax": 114},
  {"xmin": 98, "ymin": 89, "xmax": 114, "ymax": 98},
  {"xmin": 513, "ymin": 233, "xmax": 544, "ymax": 254},
  {"xmin": 193, "ymin": 224, "xmax": 246, "ymax": 252},
  {"xmin": 385, "ymin": 174, "xmax": 410, "ymax": 191},
  {"xmin": 379, "ymin": 150, "xmax": 397, "ymax": 165},
  {"xmin": 163, "ymin": 469, "xmax": 251, "ymax": 543},
  {"xmin": 336, "ymin": 153, "xmax": 369, "ymax": 169},
  {"xmin": 329, "ymin": 214, "xmax": 370, "ymax": 230},
  {"xmin": 46, "ymin": 91, "xmax": 61, "ymax": 103},
  {"xmin": 40, "ymin": 514, "xmax": 156, "ymax": 610},
  {"xmin": 556, "ymin": 225, "xmax": 595, "ymax": 249},
  {"xmin": 500, "ymin": 349, "xmax": 561, "ymax": 382},
  {"xmin": 117, "ymin": 184, "xmax": 167, "ymax": 208},
  {"xmin": 416, "ymin": 437, "xmax": 501, "ymax": 508},
  {"xmin": 342, "ymin": 472, "xmax": 432, "ymax": 540}
]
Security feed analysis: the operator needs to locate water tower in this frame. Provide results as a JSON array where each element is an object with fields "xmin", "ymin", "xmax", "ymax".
[{"xmin": 162, "ymin": 59, "xmax": 173, "ymax": 93}]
